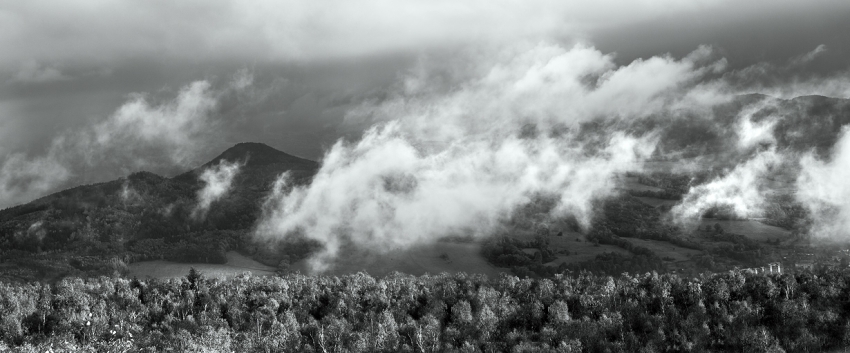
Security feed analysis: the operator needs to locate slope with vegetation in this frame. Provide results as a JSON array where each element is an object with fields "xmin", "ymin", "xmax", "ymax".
[{"xmin": 0, "ymin": 143, "xmax": 319, "ymax": 282}]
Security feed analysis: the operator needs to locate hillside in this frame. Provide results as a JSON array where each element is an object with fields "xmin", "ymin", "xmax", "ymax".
[
  {"xmin": 656, "ymin": 94, "xmax": 850, "ymax": 161},
  {"xmin": 2, "ymin": 95, "xmax": 850, "ymax": 283},
  {"xmin": 0, "ymin": 143, "xmax": 318, "ymax": 282},
  {"xmin": 478, "ymin": 94, "xmax": 850, "ymax": 279}
]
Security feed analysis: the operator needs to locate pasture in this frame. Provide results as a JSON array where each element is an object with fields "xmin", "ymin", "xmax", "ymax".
[
  {"xmin": 616, "ymin": 175, "xmax": 664, "ymax": 192},
  {"xmin": 129, "ymin": 251, "xmax": 276, "ymax": 279},
  {"xmin": 697, "ymin": 219, "xmax": 790, "ymax": 242},
  {"xmin": 291, "ymin": 241, "xmax": 507, "ymax": 278},
  {"xmin": 634, "ymin": 196, "xmax": 680, "ymax": 208},
  {"xmin": 544, "ymin": 231, "xmax": 633, "ymax": 266},
  {"xmin": 627, "ymin": 238, "xmax": 703, "ymax": 262}
]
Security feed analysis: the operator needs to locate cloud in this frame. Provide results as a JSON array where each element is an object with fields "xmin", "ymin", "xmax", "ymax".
[
  {"xmin": 767, "ymin": 74, "xmax": 850, "ymax": 99},
  {"xmin": 667, "ymin": 57, "xmax": 850, "ymax": 231},
  {"xmin": 0, "ymin": 0, "xmax": 785, "ymax": 74},
  {"xmin": 347, "ymin": 43, "xmax": 725, "ymax": 138},
  {"xmin": 0, "ymin": 77, "xmax": 248, "ymax": 208},
  {"xmin": 91, "ymin": 80, "xmax": 220, "ymax": 168},
  {"xmin": 192, "ymin": 159, "xmax": 243, "ymax": 219},
  {"xmin": 790, "ymin": 44, "xmax": 828, "ymax": 67},
  {"xmin": 724, "ymin": 44, "xmax": 850, "ymax": 99},
  {"xmin": 671, "ymin": 148, "xmax": 783, "ymax": 223},
  {"xmin": 796, "ymin": 127, "xmax": 850, "ymax": 239},
  {"xmin": 257, "ymin": 124, "xmax": 656, "ymax": 272},
  {"xmin": 255, "ymin": 43, "xmax": 741, "ymax": 273},
  {"xmin": 0, "ymin": 144, "xmax": 71, "ymax": 208},
  {"xmin": 230, "ymin": 69, "xmax": 254, "ymax": 92},
  {"xmin": 669, "ymin": 96, "xmax": 788, "ymax": 224},
  {"xmin": 736, "ymin": 100, "xmax": 779, "ymax": 150},
  {"xmin": 119, "ymin": 181, "xmax": 142, "ymax": 207},
  {"xmin": 10, "ymin": 61, "xmax": 70, "ymax": 83}
]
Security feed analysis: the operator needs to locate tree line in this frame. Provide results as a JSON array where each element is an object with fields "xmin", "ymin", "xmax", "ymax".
[{"xmin": 2, "ymin": 267, "xmax": 850, "ymax": 352}]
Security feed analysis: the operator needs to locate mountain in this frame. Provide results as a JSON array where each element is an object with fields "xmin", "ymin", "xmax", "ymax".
[
  {"xmin": 654, "ymin": 94, "xmax": 850, "ymax": 161},
  {"xmin": 175, "ymin": 142, "xmax": 318, "ymax": 181},
  {"xmin": 3, "ymin": 96, "xmax": 849, "ymax": 283},
  {"xmin": 0, "ymin": 143, "xmax": 319, "ymax": 282}
]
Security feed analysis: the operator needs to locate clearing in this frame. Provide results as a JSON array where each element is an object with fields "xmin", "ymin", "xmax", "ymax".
[
  {"xmin": 627, "ymin": 238, "xmax": 703, "ymax": 262},
  {"xmin": 697, "ymin": 219, "xmax": 791, "ymax": 242},
  {"xmin": 634, "ymin": 197, "xmax": 680, "ymax": 208},
  {"xmin": 291, "ymin": 241, "xmax": 507, "ymax": 278},
  {"xmin": 544, "ymin": 231, "xmax": 633, "ymax": 266},
  {"xmin": 129, "ymin": 251, "xmax": 276, "ymax": 279}
]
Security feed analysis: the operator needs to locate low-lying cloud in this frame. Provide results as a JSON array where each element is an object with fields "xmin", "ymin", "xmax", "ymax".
[
  {"xmin": 255, "ymin": 39, "xmax": 850, "ymax": 271},
  {"xmin": 192, "ymin": 159, "xmax": 243, "ymax": 220},
  {"xmin": 667, "ymin": 97, "xmax": 787, "ymax": 223},
  {"xmin": 796, "ymin": 128, "xmax": 850, "ymax": 239},
  {"xmin": 258, "ymin": 124, "xmax": 655, "ymax": 272},
  {"xmin": 91, "ymin": 80, "xmax": 219, "ymax": 168},
  {"xmin": 255, "ymin": 43, "xmax": 740, "ymax": 272},
  {"xmin": 671, "ymin": 148, "xmax": 783, "ymax": 222},
  {"xmin": 0, "ymin": 144, "xmax": 70, "ymax": 208},
  {"xmin": 736, "ymin": 101, "xmax": 779, "ymax": 150},
  {"xmin": 0, "ymin": 74, "xmax": 253, "ymax": 208}
]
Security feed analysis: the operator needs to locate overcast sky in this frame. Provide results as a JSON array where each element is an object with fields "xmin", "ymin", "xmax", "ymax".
[{"xmin": 1, "ymin": 0, "xmax": 850, "ymax": 207}]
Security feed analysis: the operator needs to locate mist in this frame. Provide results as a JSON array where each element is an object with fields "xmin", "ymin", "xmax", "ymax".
[
  {"xmin": 0, "ymin": 73, "xmax": 252, "ymax": 208},
  {"xmin": 192, "ymin": 159, "xmax": 243, "ymax": 220},
  {"xmin": 254, "ymin": 43, "xmax": 741, "ymax": 272},
  {"xmin": 671, "ymin": 98, "xmax": 784, "ymax": 223},
  {"xmin": 671, "ymin": 148, "xmax": 783, "ymax": 223},
  {"xmin": 1, "ymin": 1, "xmax": 850, "ymax": 278},
  {"xmin": 797, "ymin": 128, "xmax": 850, "ymax": 239}
]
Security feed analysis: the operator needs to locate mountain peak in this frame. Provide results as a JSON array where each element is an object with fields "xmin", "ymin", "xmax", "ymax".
[{"xmin": 205, "ymin": 142, "xmax": 318, "ymax": 169}]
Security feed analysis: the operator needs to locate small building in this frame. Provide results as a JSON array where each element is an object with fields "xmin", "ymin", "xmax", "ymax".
[{"xmin": 767, "ymin": 262, "xmax": 781, "ymax": 274}]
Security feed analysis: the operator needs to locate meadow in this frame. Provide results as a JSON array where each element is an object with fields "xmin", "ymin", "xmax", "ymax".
[
  {"xmin": 289, "ymin": 241, "xmax": 506, "ymax": 278},
  {"xmin": 696, "ymin": 219, "xmax": 791, "ymax": 241},
  {"xmin": 128, "ymin": 251, "xmax": 276, "ymax": 279}
]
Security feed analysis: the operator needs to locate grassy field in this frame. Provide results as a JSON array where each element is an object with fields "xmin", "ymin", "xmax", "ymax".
[
  {"xmin": 616, "ymin": 175, "xmax": 664, "ymax": 192},
  {"xmin": 291, "ymin": 241, "xmax": 508, "ymax": 278},
  {"xmin": 627, "ymin": 238, "xmax": 703, "ymax": 261},
  {"xmin": 129, "ymin": 251, "xmax": 276, "ymax": 279},
  {"xmin": 543, "ymin": 231, "xmax": 633, "ymax": 266},
  {"xmin": 697, "ymin": 219, "xmax": 790, "ymax": 242},
  {"xmin": 634, "ymin": 197, "xmax": 680, "ymax": 208}
]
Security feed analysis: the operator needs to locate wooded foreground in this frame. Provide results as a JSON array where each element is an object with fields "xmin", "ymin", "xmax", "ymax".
[{"xmin": 1, "ymin": 267, "xmax": 848, "ymax": 352}]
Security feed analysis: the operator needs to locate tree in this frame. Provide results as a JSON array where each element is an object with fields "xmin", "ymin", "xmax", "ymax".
[
  {"xmin": 476, "ymin": 304, "xmax": 498, "ymax": 342},
  {"xmin": 533, "ymin": 251, "xmax": 544, "ymax": 264},
  {"xmin": 186, "ymin": 267, "xmax": 203, "ymax": 291},
  {"xmin": 548, "ymin": 300, "xmax": 570, "ymax": 325},
  {"xmin": 372, "ymin": 309, "xmax": 399, "ymax": 352}
]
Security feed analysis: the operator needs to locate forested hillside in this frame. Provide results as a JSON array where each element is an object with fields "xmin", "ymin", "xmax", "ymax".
[
  {"xmin": 2, "ymin": 268, "xmax": 849, "ymax": 352},
  {"xmin": 0, "ymin": 143, "xmax": 318, "ymax": 282}
]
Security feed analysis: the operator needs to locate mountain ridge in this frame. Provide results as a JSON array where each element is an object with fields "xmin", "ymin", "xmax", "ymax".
[
  {"xmin": 175, "ymin": 142, "xmax": 319, "ymax": 181},
  {"xmin": 2, "ymin": 94, "xmax": 850, "ymax": 282},
  {"xmin": 0, "ymin": 142, "xmax": 320, "ymax": 281}
]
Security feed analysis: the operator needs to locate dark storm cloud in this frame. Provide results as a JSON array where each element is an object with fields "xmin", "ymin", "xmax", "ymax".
[
  {"xmin": 1, "ymin": 0, "xmax": 850, "ymax": 210},
  {"xmin": 592, "ymin": 1, "xmax": 850, "ymax": 74},
  {"xmin": 0, "ymin": 0, "xmax": 715, "ymax": 72}
]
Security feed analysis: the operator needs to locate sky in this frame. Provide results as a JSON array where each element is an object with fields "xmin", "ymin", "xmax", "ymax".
[{"xmin": 1, "ymin": 0, "xmax": 850, "ymax": 209}]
